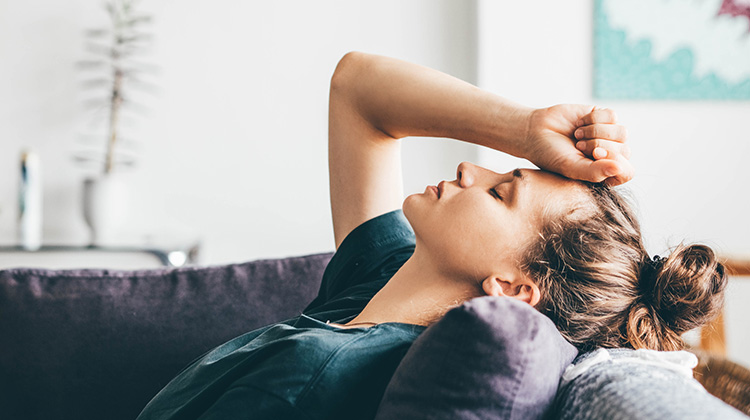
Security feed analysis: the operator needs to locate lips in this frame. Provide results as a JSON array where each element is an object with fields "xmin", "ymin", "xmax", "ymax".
[{"xmin": 437, "ymin": 181, "xmax": 446, "ymax": 198}]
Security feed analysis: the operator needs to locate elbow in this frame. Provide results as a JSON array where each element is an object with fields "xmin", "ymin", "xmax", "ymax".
[{"xmin": 329, "ymin": 51, "xmax": 367, "ymax": 95}]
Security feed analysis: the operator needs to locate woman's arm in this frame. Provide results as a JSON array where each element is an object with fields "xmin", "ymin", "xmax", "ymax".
[{"xmin": 328, "ymin": 51, "xmax": 631, "ymax": 248}]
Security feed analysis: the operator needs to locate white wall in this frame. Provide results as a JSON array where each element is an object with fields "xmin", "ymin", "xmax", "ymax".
[
  {"xmin": 0, "ymin": 0, "xmax": 478, "ymax": 263},
  {"xmin": 3, "ymin": 0, "xmax": 747, "ymax": 365},
  {"xmin": 477, "ymin": 0, "xmax": 750, "ymax": 366}
]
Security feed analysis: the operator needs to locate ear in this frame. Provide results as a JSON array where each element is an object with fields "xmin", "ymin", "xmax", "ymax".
[{"xmin": 481, "ymin": 275, "xmax": 541, "ymax": 307}]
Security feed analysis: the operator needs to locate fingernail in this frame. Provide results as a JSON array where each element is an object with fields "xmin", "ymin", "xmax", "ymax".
[
  {"xmin": 576, "ymin": 141, "xmax": 586, "ymax": 151},
  {"xmin": 605, "ymin": 168, "xmax": 617, "ymax": 177},
  {"xmin": 594, "ymin": 147, "xmax": 607, "ymax": 159},
  {"xmin": 575, "ymin": 119, "xmax": 582, "ymax": 127},
  {"xmin": 575, "ymin": 129, "xmax": 583, "ymax": 139}
]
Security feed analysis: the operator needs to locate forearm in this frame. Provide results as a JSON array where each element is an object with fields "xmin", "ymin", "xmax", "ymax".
[{"xmin": 331, "ymin": 51, "xmax": 533, "ymax": 158}]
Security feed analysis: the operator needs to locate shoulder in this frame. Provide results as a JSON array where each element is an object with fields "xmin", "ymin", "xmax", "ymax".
[
  {"xmin": 325, "ymin": 209, "xmax": 415, "ymax": 280},
  {"xmin": 305, "ymin": 210, "xmax": 415, "ymax": 317}
]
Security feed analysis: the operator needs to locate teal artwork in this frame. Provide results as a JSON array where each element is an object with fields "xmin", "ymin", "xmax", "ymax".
[{"xmin": 594, "ymin": 0, "xmax": 750, "ymax": 100}]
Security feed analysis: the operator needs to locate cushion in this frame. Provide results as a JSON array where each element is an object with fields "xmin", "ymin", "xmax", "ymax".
[
  {"xmin": 552, "ymin": 348, "xmax": 750, "ymax": 420},
  {"xmin": 375, "ymin": 296, "xmax": 578, "ymax": 420},
  {"xmin": 0, "ymin": 252, "xmax": 333, "ymax": 420}
]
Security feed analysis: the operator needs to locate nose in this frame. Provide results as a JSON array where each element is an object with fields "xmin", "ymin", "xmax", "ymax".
[{"xmin": 456, "ymin": 161, "xmax": 479, "ymax": 188}]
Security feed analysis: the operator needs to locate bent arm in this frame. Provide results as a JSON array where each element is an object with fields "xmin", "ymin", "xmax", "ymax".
[
  {"xmin": 328, "ymin": 52, "xmax": 534, "ymax": 249},
  {"xmin": 336, "ymin": 52, "xmax": 533, "ymax": 156},
  {"xmin": 328, "ymin": 52, "xmax": 631, "ymax": 248}
]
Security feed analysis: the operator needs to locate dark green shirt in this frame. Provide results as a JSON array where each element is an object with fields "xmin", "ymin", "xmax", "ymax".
[{"xmin": 137, "ymin": 210, "xmax": 422, "ymax": 420}]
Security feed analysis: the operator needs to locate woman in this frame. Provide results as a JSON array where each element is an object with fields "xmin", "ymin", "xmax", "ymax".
[{"xmin": 137, "ymin": 52, "xmax": 726, "ymax": 420}]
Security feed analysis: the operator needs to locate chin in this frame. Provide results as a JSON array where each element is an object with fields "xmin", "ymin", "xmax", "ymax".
[
  {"xmin": 401, "ymin": 195, "xmax": 415, "ymax": 222},
  {"xmin": 402, "ymin": 195, "xmax": 438, "ymax": 247},
  {"xmin": 401, "ymin": 195, "xmax": 425, "ymax": 233}
]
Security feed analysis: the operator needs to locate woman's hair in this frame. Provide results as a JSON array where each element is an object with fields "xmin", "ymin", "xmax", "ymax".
[{"xmin": 521, "ymin": 183, "xmax": 727, "ymax": 352}]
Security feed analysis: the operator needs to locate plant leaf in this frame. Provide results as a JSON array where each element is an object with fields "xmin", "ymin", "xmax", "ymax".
[
  {"xmin": 76, "ymin": 60, "xmax": 109, "ymax": 69},
  {"xmin": 80, "ymin": 78, "xmax": 113, "ymax": 89},
  {"xmin": 86, "ymin": 43, "xmax": 114, "ymax": 56},
  {"xmin": 124, "ymin": 15, "xmax": 152, "ymax": 26},
  {"xmin": 85, "ymin": 28, "xmax": 111, "ymax": 38}
]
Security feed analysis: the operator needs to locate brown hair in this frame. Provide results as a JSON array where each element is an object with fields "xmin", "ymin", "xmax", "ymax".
[{"xmin": 522, "ymin": 182, "xmax": 727, "ymax": 352}]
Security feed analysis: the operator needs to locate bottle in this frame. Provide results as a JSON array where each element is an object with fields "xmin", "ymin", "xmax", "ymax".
[{"xmin": 18, "ymin": 150, "xmax": 42, "ymax": 251}]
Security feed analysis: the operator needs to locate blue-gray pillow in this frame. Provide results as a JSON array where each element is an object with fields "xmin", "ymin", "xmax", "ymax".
[
  {"xmin": 375, "ymin": 296, "xmax": 578, "ymax": 420},
  {"xmin": 553, "ymin": 348, "xmax": 750, "ymax": 420}
]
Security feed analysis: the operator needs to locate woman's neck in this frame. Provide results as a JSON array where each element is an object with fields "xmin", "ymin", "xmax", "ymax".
[{"xmin": 346, "ymin": 247, "xmax": 482, "ymax": 327}]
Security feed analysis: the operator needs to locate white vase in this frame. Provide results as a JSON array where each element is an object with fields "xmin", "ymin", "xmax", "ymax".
[{"xmin": 82, "ymin": 174, "xmax": 130, "ymax": 246}]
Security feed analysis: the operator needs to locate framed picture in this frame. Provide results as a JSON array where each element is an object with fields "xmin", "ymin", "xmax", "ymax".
[{"xmin": 594, "ymin": 0, "xmax": 750, "ymax": 100}]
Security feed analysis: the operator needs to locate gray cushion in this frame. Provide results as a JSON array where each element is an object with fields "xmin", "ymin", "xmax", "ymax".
[
  {"xmin": 553, "ymin": 348, "xmax": 750, "ymax": 420},
  {"xmin": 0, "ymin": 252, "xmax": 332, "ymax": 420},
  {"xmin": 375, "ymin": 296, "xmax": 578, "ymax": 420}
]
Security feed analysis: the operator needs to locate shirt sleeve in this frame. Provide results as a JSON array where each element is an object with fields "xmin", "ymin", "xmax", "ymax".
[{"xmin": 303, "ymin": 209, "xmax": 415, "ymax": 320}]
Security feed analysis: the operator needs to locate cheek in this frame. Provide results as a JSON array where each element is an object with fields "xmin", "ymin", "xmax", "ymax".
[
  {"xmin": 404, "ymin": 192, "xmax": 535, "ymax": 261},
  {"xmin": 434, "ymin": 200, "xmax": 517, "ymax": 262},
  {"xmin": 453, "ymin": 203, "xmax": 539, "ymax": 263}
]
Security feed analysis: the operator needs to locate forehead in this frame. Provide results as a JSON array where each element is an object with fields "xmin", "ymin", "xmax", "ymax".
[
  {"xmin": 523, "ymin": 168, "xmax": 581, "ymax": 188},
  {"xmin": 518, "ymin": 168, "xmax": 592, "ymax": 215}
]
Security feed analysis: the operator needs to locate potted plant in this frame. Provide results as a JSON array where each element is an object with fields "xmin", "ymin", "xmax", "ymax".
[{"xmin": 76, "ymin": 0, "xmax": 154, "ymax": 245}]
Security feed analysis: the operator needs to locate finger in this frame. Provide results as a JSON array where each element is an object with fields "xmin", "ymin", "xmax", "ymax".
[
  {"xmin": 603, "ymin": 154, "xmax": 635, "ymax": 186},
  {"xmin": 575, "ymin": 108, "xmax": 618, "ymax": 127},
  {"xmin": 574, "ymin": 124, "xmax": 628, "ymax": 142},
  {"xmin": 575, "ymin": 139, "xmax": 631, "ymax": 159},
  {"xmin": 563, "ymin": 156, "xmax": 624, "ymax": 184}
]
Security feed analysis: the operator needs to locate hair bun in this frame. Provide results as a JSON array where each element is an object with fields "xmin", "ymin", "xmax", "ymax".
[
  {"xmin": 629, "ymin": 244, "xmax": 727, "ymax": 350},
  {"xmin": 638, "ymin": 254, "xmax": 666, "ymax": 295}
]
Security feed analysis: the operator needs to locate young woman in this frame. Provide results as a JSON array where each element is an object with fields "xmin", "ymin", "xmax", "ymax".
[{"xmin": 137, "ymin": 52, "xmax": 726, "ymax": 420}]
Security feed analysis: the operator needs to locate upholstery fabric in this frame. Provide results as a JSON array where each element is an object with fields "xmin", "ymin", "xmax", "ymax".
[
  {"xmin": 375, "ymin": 296, "xmax": 579, "ymax": 420},
  {"xmin": 553, "ymin": 348, "xmax": 750, "ymax": 420},
  {"xmin": 2, "ymin": 252, "xmax": 747, "ymax": 420},
  {"xmin": 0, "ymin": 252, "xmax": 333, "ymax": 420}
]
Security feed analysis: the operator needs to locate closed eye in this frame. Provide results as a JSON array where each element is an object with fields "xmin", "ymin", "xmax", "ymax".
[{"xmin": 490, "ymin": 188, "xmax": 503, "ymax": 201}]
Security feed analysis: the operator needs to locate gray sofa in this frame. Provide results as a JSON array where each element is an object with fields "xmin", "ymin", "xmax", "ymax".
[{"xmin": 1, "ymin": 252, "xmax": 747, "ymax": 420}]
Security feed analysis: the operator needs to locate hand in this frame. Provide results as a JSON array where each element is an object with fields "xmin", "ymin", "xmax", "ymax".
[{"xmin": 522, "ymin": 105, "xmax": 633, "ymax": 186}]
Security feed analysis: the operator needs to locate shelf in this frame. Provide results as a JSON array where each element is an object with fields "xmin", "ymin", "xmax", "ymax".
[{"xmin": 0, "ymin": 242, "xmax": 200, "ymax": 270}]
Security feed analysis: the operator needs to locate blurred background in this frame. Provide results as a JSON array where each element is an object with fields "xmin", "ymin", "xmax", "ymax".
[{"xmin": 1, "ymin": 1, "xmax": 748, "ymax": 363}]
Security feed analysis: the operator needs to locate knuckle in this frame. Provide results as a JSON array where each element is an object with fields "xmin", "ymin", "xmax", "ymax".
[
  {"xmin": 581, "ymin": 125, "xmax": 592, "ymax": 138},
  {"xmin": 605, "ymin": 126, "xmax": 615, "ymax": 140},
  {"xmin": 590, "ymin": 125, "xmax": 602, "ymax": 139},
  {"xmin": 604, "ymin": 125, "xmax": 618, "ymax": 140}
]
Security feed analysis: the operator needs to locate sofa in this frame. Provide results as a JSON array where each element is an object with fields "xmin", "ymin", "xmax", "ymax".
[{"xmin": 1, "ymin": 252, "xmax": 747, "ymax": 420}]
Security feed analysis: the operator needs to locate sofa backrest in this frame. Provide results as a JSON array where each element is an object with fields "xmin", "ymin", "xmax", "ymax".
[
  {"xmin": 4, "ymin": 252, "xmax": 746, "ymax": 420},
  {"xmin": 0, "ymin": 252, "xmax": 333, "ymax": 420}
]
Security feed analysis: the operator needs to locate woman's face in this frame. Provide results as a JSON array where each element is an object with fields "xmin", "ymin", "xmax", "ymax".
[{"xmin": 403, "ymin": 161, "xmax": 590, "ymax": 284}]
